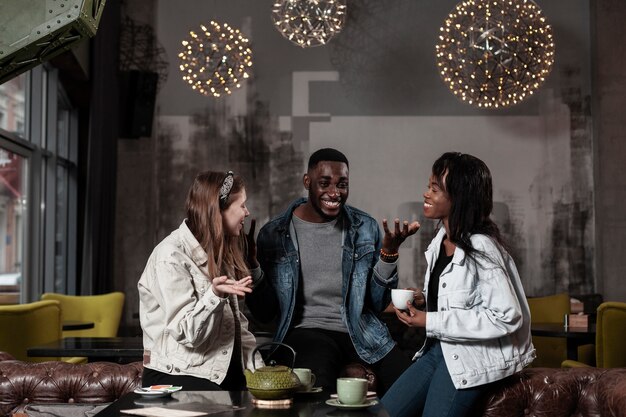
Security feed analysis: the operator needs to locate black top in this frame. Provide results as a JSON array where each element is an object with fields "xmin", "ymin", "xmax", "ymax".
[{"xmin": 427, "ymin": 238, "xmax": 454, "ymax": 312}]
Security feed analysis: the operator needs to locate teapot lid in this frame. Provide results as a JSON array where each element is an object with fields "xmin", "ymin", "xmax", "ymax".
[{"xmin": 256, "ymin": 364, "xmax": 292, "ymax": 373}]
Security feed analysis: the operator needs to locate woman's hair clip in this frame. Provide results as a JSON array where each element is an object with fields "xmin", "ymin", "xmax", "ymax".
[{"xmin": 219, "ymin": 171, "xmax": 235, "ymax": 207}]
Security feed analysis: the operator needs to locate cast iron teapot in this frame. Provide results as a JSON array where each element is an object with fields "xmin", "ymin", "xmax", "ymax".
[{"xmin": 244, "ymin": 342, "xmax": 301, "ymax": 400}]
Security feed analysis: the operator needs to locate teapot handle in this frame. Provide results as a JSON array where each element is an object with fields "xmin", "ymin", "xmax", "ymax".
[{"xmin": 251, "ymin": 342, "xmax": 296, "ymax": 370}]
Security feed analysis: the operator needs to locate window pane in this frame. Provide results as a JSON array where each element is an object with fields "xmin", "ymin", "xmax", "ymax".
[
  {"xmin": 54, "ymin": 164, "xmax": 68, "ymax": 293},
  {"xmin": 0, "ymin": 147, "xmax": 27, "ymax": 304},
  {"xmin": 56, "ymin": 90, "xmax": 70, "ymax": 158},
  {"xmin": 57, "ymin": 107, "xmax": 70, "ymax": 158},
  {"xmin": 0, "ymin": 74, "xmax": 27, "ymax": 137}
]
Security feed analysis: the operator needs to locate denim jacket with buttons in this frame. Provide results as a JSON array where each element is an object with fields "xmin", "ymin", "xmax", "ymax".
[
  {"xmin": 416, "ymin": 228, "xmax": 535, "ymax": 388},
  {"xmin": 138, "ymin": 220, "xmax": 263, "ymax": 383},
  {"xmin": 246, "ymin": 198, "xmax": 398, "ymax": 364}
]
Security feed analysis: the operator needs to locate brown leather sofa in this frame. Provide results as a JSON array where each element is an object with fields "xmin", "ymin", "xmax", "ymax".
[
  {"xmin": 0, "ymin": 352, "xmax": 142, "ymax": 417},
  {"xmin": 2, "ymin": 351, "xmax": 626, "ymax": 416},
  {"xmin": 343, "ymin": 363, "xmax": 626, "ymax": 416}
]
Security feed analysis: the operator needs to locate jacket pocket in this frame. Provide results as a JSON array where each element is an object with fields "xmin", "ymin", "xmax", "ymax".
[
  {"xmin": 351, "ymin": 244, "xmax": 375, "ymax": 281},
  {"xmin": 171, "ymin": 338, "xmax": 209, "ymax": 367},
  {"xmin": 447, "ymin": 290, "xmax": 482, "ymax": 310}
]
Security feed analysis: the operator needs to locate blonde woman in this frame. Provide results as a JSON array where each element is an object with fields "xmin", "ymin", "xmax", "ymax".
[{"xmin": 138, "ymin": 171, "xmax": 263, "ymax": 390}]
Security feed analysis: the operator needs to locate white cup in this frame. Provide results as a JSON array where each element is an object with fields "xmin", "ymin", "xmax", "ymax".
[
  {"xmin": 336, "ymin": 377, "xmax": 368, "ymax": 405},
  {"xmin": 293, "ymin": 368, "xmax": 316, "ymax": 391},
  {"xmin": 391, "ymin": 288, "xmax": 414, "ymax": 310}
]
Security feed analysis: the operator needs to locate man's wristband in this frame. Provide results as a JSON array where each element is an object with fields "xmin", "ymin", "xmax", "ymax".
[{"xmin": 380, "ymin": 248, "xmax": 399, "ymax": 262}]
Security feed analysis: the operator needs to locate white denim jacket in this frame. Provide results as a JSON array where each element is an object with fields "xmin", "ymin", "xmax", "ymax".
[
  {"xmin": 415, "ymin": 228, "xmax": 535, "ymax": 389},
  {"xmin": 138, "ymin": 220, "xmax": 263, "ymax": 384}
]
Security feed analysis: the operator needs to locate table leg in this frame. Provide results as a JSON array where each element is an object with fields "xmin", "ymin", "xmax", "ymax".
[{"xmin": 566, "ymin": 339, "xmax": 578, "ymax": 361}]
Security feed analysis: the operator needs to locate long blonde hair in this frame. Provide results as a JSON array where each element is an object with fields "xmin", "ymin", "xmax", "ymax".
[{"xmin": 185, "ymin": 171, "xmax": 249, "ymax": 280}]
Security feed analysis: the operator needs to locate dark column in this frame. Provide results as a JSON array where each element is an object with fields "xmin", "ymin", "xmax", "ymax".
[{"xmin": 591, "ymin": 0, "xmax": 626, "ymax": 301}]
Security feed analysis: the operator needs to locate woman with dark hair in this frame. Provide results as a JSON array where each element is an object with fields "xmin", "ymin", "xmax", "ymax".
[
  {"xmin": 381, "ymin": 153, "xmax": 535, "ymax": 417},
  {"xmin": 138, "ymin": 171, "xmax": 263, "ymax": 390}
]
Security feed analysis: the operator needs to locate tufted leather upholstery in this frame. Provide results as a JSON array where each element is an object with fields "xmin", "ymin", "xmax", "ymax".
[
  {"xmin": 345, "ymin": 363, "xmax": 626, "ymax": 417},
  {"xmin": 0, "ymin": 352, "xmax": 142, "ymax": 417},
  {"xmin": 477, "ymin": 367, "xmax": 626, "ymax": 416},
  {"xmin": 1, "ymin": 352, "xmax": 625, "ymax": 417}
]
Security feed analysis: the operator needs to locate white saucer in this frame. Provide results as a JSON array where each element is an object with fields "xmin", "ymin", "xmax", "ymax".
[
  {"xmin": 330, "ymin": 391, "xmax": 377, "ymax": 399},
  {"xmin": 325, "ymin": 398, "xmax": 379, "ymax": 409},
  {"xmin": 133, "ymin": 386, "xmax": 182, "ymax": 397},
  {"xmin": 296, "ymin": 386, "xmax": 323, "ymax": 394}
]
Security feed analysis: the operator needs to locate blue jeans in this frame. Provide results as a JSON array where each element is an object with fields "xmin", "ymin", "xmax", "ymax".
[{"xmin": 381, "ymin": 341, "xmax": 487, "ymax": 417}]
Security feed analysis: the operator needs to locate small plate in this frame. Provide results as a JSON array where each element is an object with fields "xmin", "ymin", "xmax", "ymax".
[
  {"xmin": 330, "ymin": 391, "xmax": 377, "ymax": 399},
  {"xmin": 133, "ymin": 385, "xmax": 182, "ymax": 397},
  {"xmin": 296, "ymin": 386, "xmax": 323, "ymax": 394},
  {"xmin": 326, "ymin": 399, "xmax": 379, "ymax": 409}
]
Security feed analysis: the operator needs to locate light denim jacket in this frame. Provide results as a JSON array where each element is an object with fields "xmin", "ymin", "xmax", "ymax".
[
  {"xmin": 416, "ymin": 228, "xmax": 535, "ymax": 389},
  {"xmin": 138, "ymin": 220, "xmax": 263, "ymax": 384},
  {"xmin": 246, "ymin": 198, "xmax": 398, "ymax": 364}
]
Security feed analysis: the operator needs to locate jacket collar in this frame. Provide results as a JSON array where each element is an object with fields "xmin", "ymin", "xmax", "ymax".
[
  {"xmin": 426, "ymin": 227, "xmax": 466, "ymax": 266},
  {"xmin": 179, "ymin": 220, "xmax": 209, "ymax": 266},
  {"xmin": 277, "ymin": 197, "xmax": 363, "ymax": 232}
]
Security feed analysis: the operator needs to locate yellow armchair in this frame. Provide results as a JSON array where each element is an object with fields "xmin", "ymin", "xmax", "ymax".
[
  {"xmin": 41, "ymin": 292, "xmax": 125, "ymax": 338},
  {"xmin": 0, "ymin": 300, "xmax": 81, "ymax": 363},
  {"xmin": 527, "ymin": 293, "xmax": 570, "ymax": 367},
  {"xmin": 562, "ymin": 301, "xmax": 626, "ymax": 368}
]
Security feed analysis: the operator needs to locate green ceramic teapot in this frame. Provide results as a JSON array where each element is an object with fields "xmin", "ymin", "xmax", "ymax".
[{"xmin": 244, "ymin": 342, "xmax": 301, "ymax": 400}]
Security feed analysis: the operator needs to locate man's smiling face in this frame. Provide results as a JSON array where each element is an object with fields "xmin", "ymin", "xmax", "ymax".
[{"xmin": 304, "ymin": 160, "xmax": 349, "ymax": 222}]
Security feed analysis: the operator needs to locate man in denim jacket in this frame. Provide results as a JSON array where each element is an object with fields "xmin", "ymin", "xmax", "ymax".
[{"xmin": 246, "ymin": 148, "xmax": 418, "ymax": 393}]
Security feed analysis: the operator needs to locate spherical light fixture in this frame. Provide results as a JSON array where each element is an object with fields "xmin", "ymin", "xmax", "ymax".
[
  {"xmin": 272, "ymin": 0, "xmax": 347, "ymax": 48},
  {"xmin": 435, "ymin": 0, "xmax": 555, "ymax": 108},
  {"xmin": 178, "ymin": 21, "xmax": 252, "ymax": 98}
]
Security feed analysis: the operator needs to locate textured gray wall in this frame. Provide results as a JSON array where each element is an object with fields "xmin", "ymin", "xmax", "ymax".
[{"xmin": 114, "ymin": 0, "xmax": 616, "ymax": 332}]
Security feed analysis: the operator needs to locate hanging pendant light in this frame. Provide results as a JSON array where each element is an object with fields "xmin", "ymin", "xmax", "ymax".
[
  {"xmin": 178, "ymin": 21, "xmax": 253, "ymax": 98},
  {"xmin": 272, "ymin": 0, "xmax": 347, "ymax": 48},
  {"xmin": 436, "ymin": 0, "xmax": 555, "ymax": 108}
]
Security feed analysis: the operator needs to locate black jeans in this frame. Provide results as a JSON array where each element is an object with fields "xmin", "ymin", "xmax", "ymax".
[
  {"xmin": 142, "ymin": 352, "xmax": 246, "ymax": 391},
  {"xmin": 275, "ymin": 328, "xmax": 412, "ymax": 395}
]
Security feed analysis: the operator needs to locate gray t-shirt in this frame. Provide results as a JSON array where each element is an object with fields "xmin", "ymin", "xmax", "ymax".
[{"xmin": 292, "ymin": 215, "xmax": 347, "ymax": 332}]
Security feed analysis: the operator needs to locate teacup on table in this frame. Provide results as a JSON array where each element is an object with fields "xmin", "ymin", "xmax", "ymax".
[
  {"xmin": 391, "ymin": 288, "xmax": 414, "ymax": 310},
  {"xmin": 336, "ymin": 377, "xmax": 368, "ymax": 405},
  {"xmin": 293, "ymin": 368, "xmax": 316, "ymax": 391}
]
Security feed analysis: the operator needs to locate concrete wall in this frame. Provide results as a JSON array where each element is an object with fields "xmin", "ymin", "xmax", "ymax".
[{"xmin": 113, "ymin": 0, "xmax": 618, "ymax": 331}]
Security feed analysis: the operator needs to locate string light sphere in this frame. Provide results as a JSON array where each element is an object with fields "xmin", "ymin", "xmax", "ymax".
[
  {"xmin": 272, "ymin": 0, "xmax": 347, "ymax": 48},
  {"xmin": 178, "ymin": 21, "xmax": 252, "ymax": 98},
  {"xmin": 435, "ymin": 0, "xmax": 555, "ymax": 108}
]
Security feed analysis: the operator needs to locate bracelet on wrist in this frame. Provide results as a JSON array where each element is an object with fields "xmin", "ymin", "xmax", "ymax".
[{"xmin": 380, "ymin": 248, "xmax": 399, "ymax": 262}]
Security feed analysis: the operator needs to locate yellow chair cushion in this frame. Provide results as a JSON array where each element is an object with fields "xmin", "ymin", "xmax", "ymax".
[
  {"xmin": 562, "ymin": 301, "xmax": 626, "ymax": 368},
  {"xmin": 41, "ymin": 292, "xmax": 125, "ymax": 338},
  {"xmin": 596, "ymin": 301, "xmax": 626, "ymax": 368},
  {"xmin": 0, "ymin": 300, "xmax": 63, "ymax": 362},
  {"xmin": 527, "ymin": 293, "xmax": 570, "ymax": 368}
]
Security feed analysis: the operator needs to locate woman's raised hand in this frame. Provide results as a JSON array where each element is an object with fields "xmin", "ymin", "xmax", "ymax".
[{"xmin": 211, "ymin": 275, "xmax": 254, "ymax": 298}]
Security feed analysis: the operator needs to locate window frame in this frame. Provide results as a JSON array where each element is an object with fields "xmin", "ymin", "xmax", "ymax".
[{"xmin": 0, "ymin": 64, "xmax": 79, "ymax": 302}]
